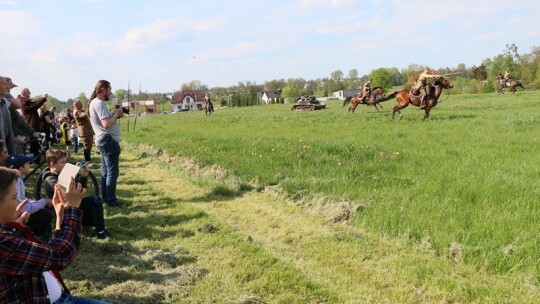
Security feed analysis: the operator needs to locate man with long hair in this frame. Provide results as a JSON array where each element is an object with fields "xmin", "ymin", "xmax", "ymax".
[{"xmin": 88, "ymin": 80, "xmax": 124, "ymax": 207}]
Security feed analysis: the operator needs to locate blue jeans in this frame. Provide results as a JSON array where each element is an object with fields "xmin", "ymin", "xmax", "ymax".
[
  {"xmin": 53, "ymin": 292, "xmax": 109, "ymax": 304},
  {"xmin": 97, "ymin": 135, "xmax": 121, "ymax": 204}
]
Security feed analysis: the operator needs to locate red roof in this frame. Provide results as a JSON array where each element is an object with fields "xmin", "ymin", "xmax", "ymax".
[{"xmin": 171, "ymin": 90, "xmax": 206, "ymax": 104}]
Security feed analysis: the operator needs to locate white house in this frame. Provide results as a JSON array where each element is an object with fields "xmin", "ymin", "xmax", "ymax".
[
  {"xmin": 332, "ymin": 89, "xmax": 361, "ymax": 100},
  {"xmin": 261, "ymin": 91, "xmax": 281, "ymax": 104},
  {"xmin": 171, "ymin": 90, "xmax": 206, "ymax": 111}
]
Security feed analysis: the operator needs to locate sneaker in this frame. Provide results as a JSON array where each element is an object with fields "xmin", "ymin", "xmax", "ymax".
[
  {"xmin": 105, "ymin": 200, "xmax": 121, "ymax": 208},
  {"xmin": 96, "ymin": 229, "xmax": 112, "ymax": 239}
]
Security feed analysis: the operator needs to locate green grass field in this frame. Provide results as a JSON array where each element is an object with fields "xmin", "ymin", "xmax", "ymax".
[
  {"xmin": 60, "ymin": 89, "xmax": 538, "ymax": 302},
  {"xmin": 122, "ymin": 91, "xmax": 540, "ymax": 277}
]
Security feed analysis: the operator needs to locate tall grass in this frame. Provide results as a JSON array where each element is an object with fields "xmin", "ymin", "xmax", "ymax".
[{"xmin": 123, "ymin": 91, "xmax": 540, "ymax": 279}]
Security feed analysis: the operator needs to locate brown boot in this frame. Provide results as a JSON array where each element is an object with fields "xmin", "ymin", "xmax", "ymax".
[{"xmin": 420, "ymin": 96, "xmax": 426, "ymax": 109}]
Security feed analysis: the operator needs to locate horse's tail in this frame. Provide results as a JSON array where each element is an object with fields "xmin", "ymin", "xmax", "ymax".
[
  {"xmin": 517, "ymin": 80, "xmax": 525, "ymax": 89},
  {"xmin": 343, "ymin": 96, "xmax": 352, "ymax": 107},
  {"xmin": 376, "ymin": 91, "xmax": 399, "ymax": 103}
]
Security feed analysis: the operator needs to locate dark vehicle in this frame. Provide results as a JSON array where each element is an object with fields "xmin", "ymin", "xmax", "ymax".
[{"xmin": 291, "ymin": 96, "xmax": 326, "ymax": 111}]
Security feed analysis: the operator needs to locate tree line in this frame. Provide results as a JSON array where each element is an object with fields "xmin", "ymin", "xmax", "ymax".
[{"xmin": 40, "ymin": 43, "xmax": 540, "ymax": 111}]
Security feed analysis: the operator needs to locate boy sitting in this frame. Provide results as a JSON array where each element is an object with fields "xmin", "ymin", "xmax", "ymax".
[
  {"xmin": 42, "ymin": 149, "xmax": 111, "ymax": 239},
  {"xmin": 0, "ymin": 167, "xmax": 109, "ymax": 303},
  {"xmin": 6, "ymin": 154, "xmax": 55, "ymax": 240}
]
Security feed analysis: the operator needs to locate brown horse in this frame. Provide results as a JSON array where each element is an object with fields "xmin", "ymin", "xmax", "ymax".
[
  {"xmin": 389, "ymin": 76, "xmax": 453, "ymax": 120},
  {"xmin": 343, "ymin": 87, "xmax": 394, "ymax": 113},
  {"xmin": 495, "ymin": 75, "xmax": 524, "ymax": 94},
  {"xmin": 205, "ymin": 100, "xmax": 214, "ymax": 116}
]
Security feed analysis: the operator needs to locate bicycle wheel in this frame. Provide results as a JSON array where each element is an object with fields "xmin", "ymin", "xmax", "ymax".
[{"xmin": 34, "ymin": 170, "xmax": 100, "ymax": 200}]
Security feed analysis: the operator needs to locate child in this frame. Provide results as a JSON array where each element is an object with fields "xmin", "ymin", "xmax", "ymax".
[
  {"xmin": 70, "ymin": 122, "xmax": 79, "ymax": 154},
  {"xmin": 6, "ymin": 154, "xmax": 54, "ymax": 240},
  {"xmin": 0, "ymin": 167, "xmax": 109, "ymax": 303},
  {"xmin": 42, "ymin": 149, "xmax": 111, "ymax": 239},
  {"xmin": 60, "ymin": 116, "xmax": 72, "ymax": 159}
]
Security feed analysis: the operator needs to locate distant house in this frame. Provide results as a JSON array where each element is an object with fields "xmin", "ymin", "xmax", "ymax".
[
  {"xmin": 171, "ymin": 90, "xmax": 206, "ymax": 111},
  {"xmin": 261, "ymin": 91, "xmax": 281, "ymax": 104},
  {"xmin": 122, "ymin": 100, "xmax": 157, "ymax": 115},
  {"xmin": 332, "ymin": 89, "xmax": 361, "ymax": 100}
]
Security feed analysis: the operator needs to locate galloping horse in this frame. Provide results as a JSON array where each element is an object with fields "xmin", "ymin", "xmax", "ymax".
[
  {"xmin": 389, "ymin": 76, "xmax": 453, "ymax": 120},
  {"xmin": 343, "ymin": 87, "xmax": 394, "ymax": 113},
  {"xmin": 495, "ymin": 75, "xmax": 524, "ymax": 94},
  {"xmin": 205, "ymin": 100, "xmax": 214, "ymax": 116}
]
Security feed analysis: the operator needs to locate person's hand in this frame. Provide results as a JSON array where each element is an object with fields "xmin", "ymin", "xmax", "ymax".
[
  {"xmin": 77, "ymin": 163, "xmax": 90, "ymax": 177},
  {"xmin": 56, "ymin": 178, "xmax": 85, "ymax": 208},
  {"xmin": 14, "ymin": 200, "xmax": 30, "ymax": 224},
  {"xmin": 115, "ymin": 107, "xmax": 124, "ymax": 118},
  {"xmin": 33, "ymin": 132, "xmax": 41, "ymax": 138},
  {"xmin": 14, "ymin": 137, "xmax": 26, "ymax": 145},
  {"xmin": 52, "ymin": 186, "xmax": 65, "ymax": 219}
]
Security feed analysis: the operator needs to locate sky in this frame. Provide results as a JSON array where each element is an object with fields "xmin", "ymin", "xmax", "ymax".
[{"xmin": 1, "ymin": 0, "xmax": 539, "ymax": 100}]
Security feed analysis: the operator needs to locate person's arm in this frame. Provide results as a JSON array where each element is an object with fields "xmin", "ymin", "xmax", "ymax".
[
  {"xmin": 22, "ymin": 198, "xmax": 50, "ymax": 215},
  {"xmin": 100, "ymin": 107, "xmax": 124, "ymax": 129},
  {"xmin": 22, "ymin": 97, "xmax": 47, "ymax": 113},
  {"xmin": 0, "ymin": 181, "xmax": 85, "ymax": 277}
]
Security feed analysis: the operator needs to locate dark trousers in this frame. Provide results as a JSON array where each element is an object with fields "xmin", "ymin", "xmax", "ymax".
[
  {"xmin": 80, "ymin": 196, "xmax": 105, "ymax": 232},
  {"xmin": 26, "ymin": 208, "xmax": 54, "ymax": 240}
]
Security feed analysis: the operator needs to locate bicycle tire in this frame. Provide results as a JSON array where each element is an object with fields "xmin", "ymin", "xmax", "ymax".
[{"xmin": 34, "ymin": 170, "xmax": 100, "ymax": 200}]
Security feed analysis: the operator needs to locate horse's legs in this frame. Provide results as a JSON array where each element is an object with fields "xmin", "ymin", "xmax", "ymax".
[{"xmin": 423, "ymin": 107, "xmax": 433, "ymax": 120}]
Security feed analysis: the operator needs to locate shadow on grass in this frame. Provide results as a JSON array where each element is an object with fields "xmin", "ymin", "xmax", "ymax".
[
  {"xmin": 188, "ymin": 183, "xmax": 254, "ymax": 203},
  {"xmin": 66, "ymin": 240, "xmax": 207, "ymax": 303}
]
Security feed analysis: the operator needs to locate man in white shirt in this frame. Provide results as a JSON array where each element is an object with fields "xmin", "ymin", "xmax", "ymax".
[{"xmin": 88, "ymin": 80, "xmax": 124, "ymax": 207}]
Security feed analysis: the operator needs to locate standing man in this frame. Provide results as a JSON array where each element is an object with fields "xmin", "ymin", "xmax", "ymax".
[
  {"xmin": 20, "ymin": 87, "xmax": 48, "ymax": 132},
  {"xmin": 0, "ymin": 77, "xmax": 15, "ymax": 155},
  {"xmin": 88, "ymin": 80, "xmax": 124, "ymax": 207},
  {"xmin": 73, "ymin": 98, "xmax": 94, "ymax": 164}
]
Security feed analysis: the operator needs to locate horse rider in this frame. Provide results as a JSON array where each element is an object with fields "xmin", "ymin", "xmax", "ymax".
[
  {"xmin": 414, "ymin": 66, "xmax": 441, "ymax": 109},
  {"xmin": 361, "ymin": 79, "xmax": 371, "ymax": 103},
  {"xmin": 503, "ymin": 70, "xmax": 511, "ymax": 84}
]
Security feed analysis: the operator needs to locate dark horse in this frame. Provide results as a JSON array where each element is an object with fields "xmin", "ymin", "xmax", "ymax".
[
  {"xmin": 387, "ymin": 76, "xmax": 453, "ymax": 120},
  {"xmin": 495, "ymin": 75, "xmax": 524, "ymax": 94},
  {"xmin": 342, "ymin": 87, "xmax": 396, "ymax": 113},
  {"xmin": 205, "ymin": 100, "xmax": 214, "ymax": 116}
]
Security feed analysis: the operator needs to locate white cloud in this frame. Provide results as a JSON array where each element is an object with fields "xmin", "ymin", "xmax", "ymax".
[
  {"xmin": 117, "ymin": 17, "xmax": 225, "ymax": 52},
  {"xmin": 0, "ymin": 0, "xmax": 18, "ymax": 5},
  {"xmin": 298, "ymin": 0, "xmax": 356, "ymax": 10},
  {"xmin": 0, "ymin": 10, "xmax": 40, "ymax": 39},
  {"xmin": 193, "ymin": 42, "xmax": 259, "ymax": 62}
]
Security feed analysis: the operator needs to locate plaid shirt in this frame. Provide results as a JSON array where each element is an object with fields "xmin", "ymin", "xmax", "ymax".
[{"xmin": 0, "ymin": 207, "xmax": 82, "ymax": 303}]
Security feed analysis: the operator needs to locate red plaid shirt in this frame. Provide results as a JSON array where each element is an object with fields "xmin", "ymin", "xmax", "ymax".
[{"xmin": 0, "ymin": 207, "xmax": 82, "ymax": 303}]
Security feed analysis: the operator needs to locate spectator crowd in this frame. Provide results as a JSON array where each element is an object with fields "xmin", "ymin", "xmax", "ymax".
[{"xmin": 0, "ymin": 76, "xmax": 122, "ymax": 303}]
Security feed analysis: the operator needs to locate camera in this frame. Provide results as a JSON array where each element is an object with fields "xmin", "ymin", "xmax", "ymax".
[{"xmin": 115, "ymin": 105, "xmax": 130, "ymax": 114}]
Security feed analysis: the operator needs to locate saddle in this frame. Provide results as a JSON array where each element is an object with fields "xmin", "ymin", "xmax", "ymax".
[{"xmin": 409, "ymin": 88, "xmax": 421, "ymax": 98}]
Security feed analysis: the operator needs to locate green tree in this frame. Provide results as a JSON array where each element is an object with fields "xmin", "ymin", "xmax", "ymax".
[
  {"xmin": 281, "ymin": 84, "xmax": 300, "ymax": 98},
  {"xmin": 369, "ymin": 68, "xmax": 392, "ymax": 89},
  {"xmin": 330, "ymin": 69, "xmax": 344, "ymax": 82},
  {"xmin": 181, "ymin": 80, "xmax": 207, "ymax": 91},
  {"xmin": 78, "ymin": 92, "xmax": 89, "ymax": 108}
]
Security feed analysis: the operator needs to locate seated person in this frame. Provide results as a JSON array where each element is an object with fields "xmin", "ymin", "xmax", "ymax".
[
  {"xmin": 6, "ymin": 154, "xmax": 54, "ymax": 240},
  {"xmin": 42, "ymin": 149, "xmax": 111, "ymax": 239},
  {"xmin": 0, "ymin": 167, "xmax": 110, "ymax": 303}
]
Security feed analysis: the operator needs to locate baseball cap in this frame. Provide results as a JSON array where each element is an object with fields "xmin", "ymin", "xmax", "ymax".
[{"xmin": 6, "ymin": 154, "xmax": 33, "ymax": 169}]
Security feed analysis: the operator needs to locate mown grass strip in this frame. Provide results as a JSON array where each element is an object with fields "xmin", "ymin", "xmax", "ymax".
[{"xmin": 94, "ymin": 145, "xmax": 539, "ymax": 303}]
